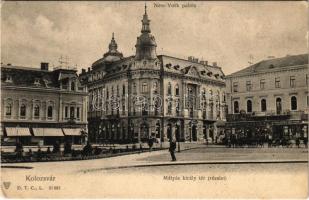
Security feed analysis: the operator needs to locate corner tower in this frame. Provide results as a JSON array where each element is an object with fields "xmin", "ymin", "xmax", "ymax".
[{"xmin": 135, "ymin": 4, "xmax": 157, "ymax": 60}]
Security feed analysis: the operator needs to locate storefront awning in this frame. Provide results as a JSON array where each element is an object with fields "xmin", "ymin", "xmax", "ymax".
[
  {"xmin": 33, "ymin": 128, "xmax": 64, "ymax": 137},
  {"xmin": 5, "ymin": 127, "xmax": 31, "ymax": 136},
  {"xmin": 62, "ymin": 128, "xmax": 82, "ymax": 136}
]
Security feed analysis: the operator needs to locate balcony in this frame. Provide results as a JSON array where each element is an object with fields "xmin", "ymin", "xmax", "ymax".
[{"xmin": 227, "ymin": 110, "xmax": 292, "ymax": 122}]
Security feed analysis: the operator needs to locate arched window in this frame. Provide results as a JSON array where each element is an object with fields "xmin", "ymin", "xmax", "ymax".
[
  {"xmin": 261, "ymin": 99, "xmax": 267, "ymax": 112},
  {"xmin": 47, "ymin": 106, "xmax": 53, "ymax": 119},
  {"xmin": 5, "ymin": 103, "xmax": 12, "ymax": 116},
  {"xmin": 291, "ymin": 96, "xmax": 297, "ymax": 110},
  {"xmin": 34, "ymin": 105, "xmax": 40, "ymax": 118},
  {"xmin": 234, "ymin": 101, "xmax": 239, "ymax": 113},
  {"xmin": 168, "ymin": 82, "xmax": 172, "ymax": 95},
  {"xmin": 20, "ymin": 104, "xmax": 26, "ymax": 117},
  {"xmin": 175, "ymin": 84, "xmax": 179, "ymax": 96},
  {"xmin": 71, "ymin": 81, "xmax": 75, "ymax": 91},
  {"xmin": 247, "ymin": 100, "xmax": 252, "ymax": 113}
]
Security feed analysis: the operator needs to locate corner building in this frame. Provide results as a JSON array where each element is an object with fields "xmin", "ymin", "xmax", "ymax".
[
  {"xmin": 81, "ymin": 7, "xmax": 226, "ymax": 144},
  {"xmin": 1, "ymin": 63, "xmax": 88, "ymax": 145},
  {"xmin": 225, "ymin": 54, "xmax": 308, "ymax": 140}
]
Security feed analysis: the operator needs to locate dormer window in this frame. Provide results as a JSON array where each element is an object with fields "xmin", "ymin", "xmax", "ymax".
[
  {"xmin": 5, "ymin": 75, "xmax": 12, "ymax": 83},
  {"xmin": 34, "ymin": 78, "xmax": 40, "ymax": 86}
]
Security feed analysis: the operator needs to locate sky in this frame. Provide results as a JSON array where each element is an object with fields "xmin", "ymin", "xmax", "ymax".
[{"xmin": 1, "ymin": 1, "xmax": 308, "ymax": 75}]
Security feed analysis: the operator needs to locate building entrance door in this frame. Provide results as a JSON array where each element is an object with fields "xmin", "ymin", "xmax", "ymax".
[{"xmin": 192, "ymin": 125, "xmax": 197, "ymax": 141}]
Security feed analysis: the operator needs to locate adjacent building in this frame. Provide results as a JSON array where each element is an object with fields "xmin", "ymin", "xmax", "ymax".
[
  {"xmin": 1, "ymin": 63, "xmax": 88, "ymax": 145},
  {"xmin": 225, "ymin": 54, "xmax": 308, "ymax": 140},
  {"xmin": 80, "ymin": 6, "xmax": 226, "ymax": 144}
]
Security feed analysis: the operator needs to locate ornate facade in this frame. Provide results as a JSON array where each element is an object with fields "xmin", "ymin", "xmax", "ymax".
[
  {"xmin": 81, "ymin": 7, "xmax": 226, "ymax": 144},
  {"xmin": 225, "ymin": 54, "xmax": 308, "ymax": 140},
  {"xmin": 1, "ymin": 63, "xmax": 88, "ymax": 145}
]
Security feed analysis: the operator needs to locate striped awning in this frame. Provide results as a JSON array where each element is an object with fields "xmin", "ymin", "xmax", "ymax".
[
  {"xmin": 5, "ymin": 127, "xmax": 31, "ymax": 136},
  {"xmin": 33, "ymin": 128, "xmax": 64, "ymax": 137},
  {"xmin": 62, "ymin": 128, "xmax": 82, "ymax": 136}
]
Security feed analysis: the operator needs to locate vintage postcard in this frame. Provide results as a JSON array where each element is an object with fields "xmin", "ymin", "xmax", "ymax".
[{"xmin": 1, "ymin": 1, "xmax": 308, "ymax": 198}]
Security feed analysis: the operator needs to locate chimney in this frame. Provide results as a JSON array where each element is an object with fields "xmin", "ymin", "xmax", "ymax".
[
  {"xmin": 41, "ymin": 62, "xmax": 49, "ymax": 71},
  {"xmin": 205, "ymin": 60, "xmax": 208, "ymax": 65},
  {"xmin": 88, "ymin": 67, "xmax": 91, "ymax": 72},
  {"xmin": 188, "ymin": 56, "xmax": 193, "ymax": 62},
  {"xmin": 82, "ymin": 69, "xmax": 86, "ymax": 74},
  {"xmin": 213, "ymin": 62, "xmax": 217, "ymax": 67}
]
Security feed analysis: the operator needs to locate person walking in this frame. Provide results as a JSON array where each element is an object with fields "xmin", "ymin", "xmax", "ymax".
[{"xmin": 169, "ymin": 139, "xmax": 177, "ymax": 161}]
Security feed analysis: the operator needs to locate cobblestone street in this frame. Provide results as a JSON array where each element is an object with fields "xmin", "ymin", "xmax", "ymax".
[{"xmin": 2, "ymin": 146, "xmax": 308, "ymax": 198}]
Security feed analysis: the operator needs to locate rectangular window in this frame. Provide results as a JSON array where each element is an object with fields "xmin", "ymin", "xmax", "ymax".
[
  {"xmin": 47, "ymin": 106, "xmax": 53, "ymax": 119},
  {"xmin": 233, "ymin": 82, "xmax": 238, "ymax": 92},
  {"xmin": 142, "ymin": 82, "xmax": 148, "ymax": 93},
  {"xmin": 70, "ymin": 107, "xmax": 75, "ymax": 119},
  {"xmin": 290, "ymin": 76, "xmax": 296, "ymax": 87},
  {"xmin": 275, "ymin": 77, "xmax": 280, "ymax": 88},
  {"xmin": 6, "ymin": 104, "xmax": 12, "ymax": 116},
  {"xmin": 306, "ymin": 74, "xmax": 308, "ymax": 86},
  {"xmin": 122, "ymin": 85, "xmax": 126, "ymax": 95},
  {"xmin": 76, "ymin": 107, "xmax": 80, "ymax": 120},
  {"xmin": 246, "ymin": 81, "xmax": 252, "ymax": 91},
  {"xmin": 260, "ymin": 79, "xmax": 265, "ymax": 89},
  {"xmin": 65, "ymin": 106, "xmax": 68, "ymax": 119},
  {"xmin": 307, "ymin": 96, "xmax": 309, "ymax": 107}
]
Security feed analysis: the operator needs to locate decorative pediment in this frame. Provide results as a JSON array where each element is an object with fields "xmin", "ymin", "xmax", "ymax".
[{"xmin": 184, "ymin": 66, "xmax": 200, "ymax": 78}]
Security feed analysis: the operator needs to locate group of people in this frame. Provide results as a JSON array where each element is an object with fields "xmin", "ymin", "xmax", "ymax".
[{"xmin": 223, "ymin": 134, "xmax": 308, "ymax": 148}]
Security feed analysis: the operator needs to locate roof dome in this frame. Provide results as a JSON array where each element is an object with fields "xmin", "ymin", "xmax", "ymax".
[
  {"xmin": 136, "ymin": 33, "xmax": 157, "ymax": 47},
  {"xmin": 102, "ymin": 33, "xmax": 123, "ymax": 62}
]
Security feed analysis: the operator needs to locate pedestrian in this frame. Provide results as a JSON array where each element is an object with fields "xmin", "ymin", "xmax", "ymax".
[
  {"xmin": 148, "ymin": 136, "xmax": 154, "ymax": 152},
  {"xmin": 304, "ymin": 138, "xmax": 308, "ymax": 148},
  {"xmin": 169, "ymin": 139, "xmax": 177, "ymax": 161},
  {"xmin": 46, "ymin": 147, "xmax": 51, "ymax": 154},
  {"xmin": 296, "ymin": 137, "xmax": 300, "ymax": 148}
]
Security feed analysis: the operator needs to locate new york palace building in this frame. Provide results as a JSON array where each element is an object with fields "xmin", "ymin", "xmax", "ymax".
[{"xmin": 80, "ymin": 7, "xmax": 227, "ymax": 144}]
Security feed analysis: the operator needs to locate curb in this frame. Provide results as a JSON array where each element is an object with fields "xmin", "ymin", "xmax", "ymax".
[{"xmin": 80, "ymin": 159, "xmax": 308, "ymax": 173}]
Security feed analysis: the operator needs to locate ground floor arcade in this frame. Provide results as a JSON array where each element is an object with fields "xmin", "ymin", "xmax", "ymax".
[{"xmin": 87, "ymin": 116, "xmax": 224, "ymax": 144}]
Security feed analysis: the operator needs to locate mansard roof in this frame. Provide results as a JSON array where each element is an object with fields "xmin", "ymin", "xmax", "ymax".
[
  {"xmin": 1, "ymin": 64, "xmax": 79, "ymax": 89},
  {"xmin": 158, "ymin": 55, "xmax": 225, "ymax": 81},
  {"xmin": 228, "ymin": 53, "xmax": 308, "ymax": 77}
]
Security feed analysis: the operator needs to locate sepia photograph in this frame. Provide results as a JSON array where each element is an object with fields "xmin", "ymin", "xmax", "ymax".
[{"xmin": 1, "ymin": 1, "xmax": 308, "ymax": 198}]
